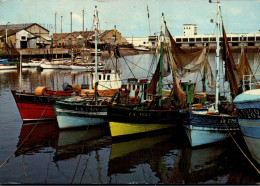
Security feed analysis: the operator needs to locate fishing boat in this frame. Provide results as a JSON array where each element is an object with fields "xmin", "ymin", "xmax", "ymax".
[
  {"xmin": 0, "ymin": 58, "xmax": 17, "ymax": 70},
  {"xmin": 233, "ymin": 75, "xmax": 260, "ymax": 165},
  {"xmin": 54, "ymin": 6, "xmax": 122, "ymax": 129},
  {"xmin": 182, "ymin": 1, "xmax": 244, "ymax": 147},
  {"xmin": 11, "ymin": 86, "xmax": 80, "ymax": 122},
  {"xmin": 54, "ymin": 69, "xmax": 122, "ymax": 129},
  {"xmin": 108, "ymin": 14, "xmax": 197, "ymax": 138}
]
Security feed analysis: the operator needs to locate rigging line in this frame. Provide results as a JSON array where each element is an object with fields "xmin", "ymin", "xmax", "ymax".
[
  {"xmin": 122, "ymin": 56, "xmax": 136, "ymax": 78},
  {"xmin": 125, "ymin": 54, "xmax": 145, "ymax": 77},
  {"xmin": 122, "ymin": 56, "xmax": 152, "ymax": 73},
  {"xmin": 221, "ymin": 115, "xmax": 260, "ymax": 175},
  {"xmin": 0, "ymin": 91, "xmax": 58, "ymax": 169}
]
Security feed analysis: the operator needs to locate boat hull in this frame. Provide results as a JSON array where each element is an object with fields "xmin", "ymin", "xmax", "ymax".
[
  {"xmin": 108, "ymin": 106, "xmax": 183, "ymax": 138},
  {"xmin": 0, "ymin": 65, "xmax": 17, "ymax": 70},
  {"xmin": 234, "ymin": 89, "xmax": 260, "ymax": 165},
  {"xmin": 11, "ymin": 90, "xmax": 75, "ymax": 122},
  {"xmin": 40, "ymin": 64, "xmax": 61, "ymax": 69},
  {"xmin": 54, "ymin": 101, "xmax": 107, "ymax": 129},
  {"xmin": 183, "ymin": 111, "xmax": 239, "ymax": 147}
]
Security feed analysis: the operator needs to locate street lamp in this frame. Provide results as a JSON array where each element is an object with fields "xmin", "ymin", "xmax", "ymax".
[{"xmin": 6, "ymin": 22, "xmax": 10, "ymax": 44}]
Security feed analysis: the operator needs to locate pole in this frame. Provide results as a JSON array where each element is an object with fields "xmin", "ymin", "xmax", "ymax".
[
  {"xmin": 82, "ymin": 9, "xmax": 84, "ymax": 63},
  {"xmin": 55, "ymin": 13, "xmax": 57, "ymax": 59},
  {"xmin": 215, "ymin": 0, "xmax": 220, "ymax": 114},
  {"xmin": 147, "ymin": 5, "xmax": 152, "ymax": 48},
  {"xmin": 158, "ymin": 13, "xmax": 165, "ymax": 107},
  {"xmin": 19, "ymin": 50, "xmax": 22, "ymax": 92},
  {"xmin": 71, "ymin": 12, "xmax": 73, "ymax": 61},
  {"xmin": 61, "ymin": 16, "xmax": 63, "ymax": 61},
  {"xmin": 94, "ymin": 6, "xmax": 98, "ymax": 104},
  {"xmin": 5, "ymin": 28, "xmax": 7, "ymax": 44},
  {"xmin": 5, "ymin": 22, "xmax": 10, "ymax": 45},
  {"xmin": 94, "ymin": 6, "xmax": 98, "ymax": 83}
]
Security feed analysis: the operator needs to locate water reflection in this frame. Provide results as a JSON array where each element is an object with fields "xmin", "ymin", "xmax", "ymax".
[
  {"xmin": 15, "ymin": 121, "xmax": 59, "ymax": 156},
  {"xmin": 54, "ymin": 125, "xmax": 111, "ymax": 162},
  {"xmin": 12, "ymin": 120, "xmax": 259, "ymax": 184}
]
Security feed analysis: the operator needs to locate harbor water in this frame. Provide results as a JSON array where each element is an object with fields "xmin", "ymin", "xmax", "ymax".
[{"xmin": 0, "ymin": 53, "xmax": 259, "ymax": 184}]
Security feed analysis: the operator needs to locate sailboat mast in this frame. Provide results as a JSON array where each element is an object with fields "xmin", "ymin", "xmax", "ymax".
[
  {"xmin": 82, "ymin": 9, "xmax": 85, "ymax": 63},
  {"xmin": 19, "ymin": 51, "xmax": 22, "ymax": 92},
  {"xmin": 61, "ymin": 16, "xmax": 63, "ymax": 61},
  {"xmin": 158, "ymin": 13, "xmax": 165, "ymax": 107},
  {"xmin": 94, "ymin": 6, "xmax": 98, "ymax": 83},
  {"xmin": 94, "ymin": 6, "xmax": 98, "ymax": 104},
  {"xmin": 55, "ymin": 13, "xmax": 57, "ymax": 59},
  {"xmin": 215, "ymin": 0, "xmax": 220, "ymax": 114}
]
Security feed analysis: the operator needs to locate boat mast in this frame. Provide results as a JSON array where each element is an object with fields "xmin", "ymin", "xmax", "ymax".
[
  {"xmin": 213, "ymin": 0, "xmax": 221, "ymax": 114},
  {"xmin": 61, "ymin": 16, "xmax": 63, "ymax": 61},
  {"xmin": 82, "ymin": 9, "xmax": 85, "ymax": 63},
  {"xmin": 70, "ymin": 12, "xmax": 73, "ymax": 62},
  {"xmin": 158, "ymin": 13, "xmax": 165, "ymax": 107},
  {"xmin": 94, "ymin": 6, "xmax": 98, "ymax": 104},
  {"xmin": 55, "ymin": 13, "xmax": 57, "ymax": 59},
  {"xmin": 19, "ymin": 50, "xmax": 22, "ymax": 92}
]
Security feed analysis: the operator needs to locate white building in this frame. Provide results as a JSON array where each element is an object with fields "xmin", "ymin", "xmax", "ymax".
[
  {"xmin": 183, "ymin": 24, "xmax": 197, "ymax": 36},
  {"xmin": 125, "ymin": 36, "xmax": 158, "ymax": 48}
]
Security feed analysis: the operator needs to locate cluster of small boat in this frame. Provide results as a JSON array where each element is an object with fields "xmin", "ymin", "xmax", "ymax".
[
  {"xmin": 21, "ymin": 58, "xmax": 105, "ymax": 71},
  {"xmin": 0, "ymin": 58, "xmax": 17, "ymax": 70}
]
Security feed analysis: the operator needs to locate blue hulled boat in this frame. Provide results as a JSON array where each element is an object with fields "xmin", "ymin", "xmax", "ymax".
[{"xmin": 234, "ymin": 89, "xmax": 260, "ymax": 165}]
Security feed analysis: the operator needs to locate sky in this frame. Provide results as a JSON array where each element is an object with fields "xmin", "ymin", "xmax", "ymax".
[{"xmin": 0, "ymin": 0, "xmax": 259, "ymax": 37}]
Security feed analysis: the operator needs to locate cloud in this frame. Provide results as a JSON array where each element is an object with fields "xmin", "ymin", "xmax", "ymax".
[
  {"xmin": 73, "ymin": 13, "xmax": 83, "ymax": 24},
  {"xmin": 229, "ymin": 7, "xmax": 242, "ymax": 16}
]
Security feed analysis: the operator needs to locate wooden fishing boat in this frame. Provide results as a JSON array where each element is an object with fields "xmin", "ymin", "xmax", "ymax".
[
  {"xmin": 54, "ymin": 96, "xmax": 108, "ymax": 129},
  {"xmin": 182, "ymin": 1, "xmax": 245, "ymax": 147},
  {"xmin": 54, "ymin": 7, "xmax": 122, "ymax": 129},
  {"xmin": 108, "ymin": 15, "xmax": 191, "ymax": 138},
  {"xmin": 234, "ymin": 79, "xmax": 260, "ymax": 165},
  {"xmin": 11, "ymin": 86, "xmax": 80, "ymax": 122}
]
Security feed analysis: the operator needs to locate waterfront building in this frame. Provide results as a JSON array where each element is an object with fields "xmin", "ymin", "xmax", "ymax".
[
  {"xmin": 125, "ymin": 36, "xmax": 159, "ymax": 49},
  {"xmin": 125, "ymin": 24, "xmax": 260, "ymax": 49},
  {"xmin": 52, "ymin": 29, "xmax": 127, "ymax": 48},
  {"xmin": 0, "ymin": 23, "xmax": 51, "ymax": 49}
]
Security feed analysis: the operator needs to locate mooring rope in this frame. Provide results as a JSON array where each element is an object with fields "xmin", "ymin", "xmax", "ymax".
[
  {"xmin": 221, "ymin": 103, "xmax": 260, "ymax": 175},
  {"xmin": 0, "ymin": 91, "xmax": 57, "ymax": 169}
]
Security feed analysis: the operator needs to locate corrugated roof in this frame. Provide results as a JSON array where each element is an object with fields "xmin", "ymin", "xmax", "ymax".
[{"xmin": 0, "ymin": 23, "xmax": 34, "ymax": 30}]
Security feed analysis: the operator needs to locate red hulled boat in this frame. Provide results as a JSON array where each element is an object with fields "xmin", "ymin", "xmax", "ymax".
[{"xmin": 11, "ymin": 86, "xmax": 79, "ymax": 123}]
